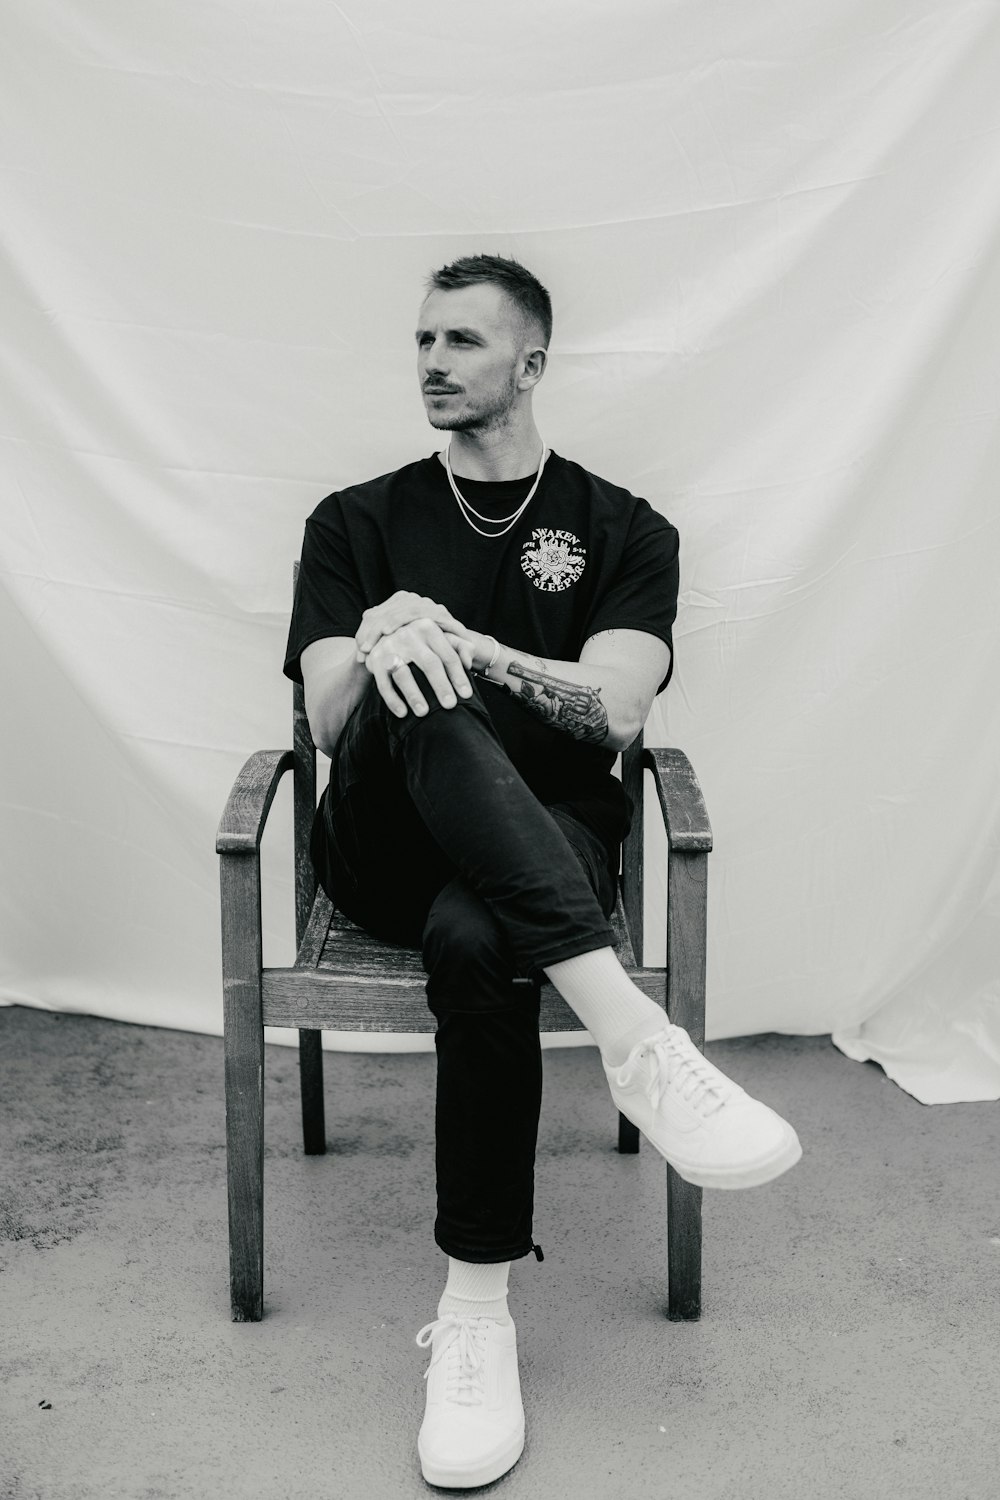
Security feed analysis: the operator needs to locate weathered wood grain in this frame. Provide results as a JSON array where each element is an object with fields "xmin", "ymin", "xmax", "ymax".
[
  {"xmin": 261, "ymin": 964, "xmax": 668, "ymax": 1031},
  {"xmin": 290, "ymin": 566, "xmax": 326, "ymax": 1156},
  {"xmin": 666, "ymin": 851, "xmax": 708, "ymax": 1048},
  {"xmin": 621, "ymin": 735, "xmax": 645, "ymax": 963},
  {"xmin": 307, "ymin": 893, "xmax": 641, "ymax": 987},
  {"xmin": 292, "ymin": 699, "xmax": 317, "ymax": 945},
  {"xmin": 607, "ymin": 889, "xmax": 638, "ymax": 969},
  {"xmin": 644, "ymin": 747, "xmax": 713, "ymax": 853},
  {"xmin": 220, "ymin": 851, "xmax": 265, "ymax": 1322},
  {"xmin": 216, "ymin": 749, "xmax": 295, "ymax": 854},
  {"xmin": 619, "ymin": 737, "xmax": 647, "ymax": 1155},
  {"xmin": 662, "ymin": 848, "xmax": 707, "ymax": 1318},
  {"xmin": 295, "ymin": 885, "xmax": 334, "ymax": 969}
]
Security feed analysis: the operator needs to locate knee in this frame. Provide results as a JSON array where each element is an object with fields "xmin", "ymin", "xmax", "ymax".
[
  {"xmin": 389, "ymin": 666, "xmax": 492, "ymax": 736},
  {"xmin": 423, "ymin": 886, "xmax": 519, "ymax": 1016},
  {"xmin": 423, "ymin": 894, "xmax": 507, "ymax": 984}
]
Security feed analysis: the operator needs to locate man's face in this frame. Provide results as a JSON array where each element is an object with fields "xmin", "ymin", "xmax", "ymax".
[{"xmin": 416, "ymin": 283, "xmax": 529, "ymax": 434}]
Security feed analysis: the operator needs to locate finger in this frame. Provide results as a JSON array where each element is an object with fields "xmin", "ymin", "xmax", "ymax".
[
  {"xmin": 372, "ymin": 663, "xmax": 411, "ymax": 718},
  {"xmin": 419, "ymin": 652, "xmax": 464, "ymax": 708},
  {"xmin": 398, "ymin": 644, "xmax": 457, "ymax": 708},
  {"xmin": 358, "ymin": 609, "xmax": 402, "ymax": 655},
  {"xmin": 445, "ymin": 633, "xmax": 476, "ymax": 671},
  {"xmin": 356, "ymin": 622, "xmax": 387, "ymax": 656},
  {"xmin": 439, "ymin": 628, "xmax": 477, "ymax": 661},
  {"xmin": 373, "ymin": 625, "xmax": 470, "ymax": 705},
  {"xmin": 387, "ymin": 662, "xmax": 429, "ymax": 716},
  {"xmin": 365, "ymin": 644, "xmax": 411, "ymax": 714},
  {"xmin": 444, "ymin": 644, "xmax": 474, "ymax": 696},
  {"xmin": 420, "ymin": 626, "xmax": 473, "ymax": 698}
]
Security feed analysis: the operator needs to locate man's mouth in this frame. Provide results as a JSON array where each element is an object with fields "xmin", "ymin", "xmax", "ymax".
[{"xmin": 424, "ymin": 387, "xmax": 460, "ymax": 396}]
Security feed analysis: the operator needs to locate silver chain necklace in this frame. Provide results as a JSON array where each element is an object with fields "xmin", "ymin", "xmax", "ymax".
[{"xmin": 444, "ymin": 442, "xmax": 549, "ymax": 538}]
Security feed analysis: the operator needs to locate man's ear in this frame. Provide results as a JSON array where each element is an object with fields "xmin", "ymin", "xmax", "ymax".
[{"xmin": 518, "ymin": 345, "xmax": 548, "ymax": 390}]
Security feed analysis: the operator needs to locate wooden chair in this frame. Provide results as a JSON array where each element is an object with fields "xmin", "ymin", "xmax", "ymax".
[{"xmin": 217, "ymin": 563, "xmax": 713, "ymax": 1324}]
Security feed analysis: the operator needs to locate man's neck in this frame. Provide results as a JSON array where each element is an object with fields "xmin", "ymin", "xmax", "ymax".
[{"xmin": 437, "ymin": 423, "xmax": 544, "ymax": 482}]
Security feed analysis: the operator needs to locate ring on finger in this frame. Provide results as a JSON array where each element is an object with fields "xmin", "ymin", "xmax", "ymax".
[{"xmin": 388, "ymin": 654, "xmax": 405, "ymax": 673}]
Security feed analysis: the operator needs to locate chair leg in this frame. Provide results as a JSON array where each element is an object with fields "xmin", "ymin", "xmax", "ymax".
[
  {"xmin": 299, "ymin": 1028, "xmax": 326, "ymax": 1155},
  {"xmin": 666, "ymin": 1167, "xmax": 702, "ymax": 1319},
  {"xmin": 664, "ymin": 848, "xmax": 708, "ymax": 1321},
  {"xmin": 617, "ymin": 1110, "xmax": 640, "ymax": 1153},
  {"xmin": 223, "ymin": 1008, "xmax": 265, "ymax": 1322},
  {"xmin": 221, "ymin": 852, "xmax": 265, "ymax": 1322}
]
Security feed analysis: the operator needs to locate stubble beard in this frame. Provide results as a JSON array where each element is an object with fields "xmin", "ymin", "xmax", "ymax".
[{"xmin": 425, "ymin": 369, "xmax": 519, "ymax": 436}]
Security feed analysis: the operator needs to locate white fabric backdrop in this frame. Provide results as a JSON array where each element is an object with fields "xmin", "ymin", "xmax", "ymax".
[{"xmin": 3, "ymin": 1, "xmax": 998, "ymax": 1103}]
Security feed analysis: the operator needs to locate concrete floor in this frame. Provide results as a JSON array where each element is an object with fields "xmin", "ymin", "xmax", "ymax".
[{"xmin": 1, "ymin": 1006, "xmax": 998, "ymax": 1500}]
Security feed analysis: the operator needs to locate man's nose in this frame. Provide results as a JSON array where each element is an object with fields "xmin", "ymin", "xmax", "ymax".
[{"xmin": 422, "ymin": 337, "xmax": 449, "ymax": 374}]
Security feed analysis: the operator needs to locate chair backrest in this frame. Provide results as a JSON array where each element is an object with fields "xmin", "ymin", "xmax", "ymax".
[
  {"xmin": 620, "ymin": 734, "xmax": 645, "ymax": 964},
  {"xmin": 290, "ymin": 565, "xmax": 319, "ymax": 950},
  {"xmin": 290, "ymin": 559, "xmax": 645, "ymax": 961}
]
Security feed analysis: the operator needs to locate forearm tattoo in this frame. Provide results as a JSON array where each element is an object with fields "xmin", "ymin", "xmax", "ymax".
[{"xmin": 505, "ymin": 658, "xmax": 609, "ymax": 744}]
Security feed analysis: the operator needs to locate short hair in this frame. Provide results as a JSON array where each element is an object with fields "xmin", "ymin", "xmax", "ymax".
[{"xmin": 425, "ymin": 254, "xmax": 553, "ymax": 348}]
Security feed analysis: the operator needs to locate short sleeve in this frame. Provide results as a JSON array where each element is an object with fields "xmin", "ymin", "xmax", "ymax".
[
  {"xmin": 584, "ymin": 501, "xmax": 679, "ymax": 693},
  {"xmin": 282, "ymin": 498, "xmax": 367, "ymax": 685}
]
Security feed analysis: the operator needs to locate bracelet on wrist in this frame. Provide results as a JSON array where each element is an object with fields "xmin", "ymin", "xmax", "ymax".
[{"xmin": 479, "ymin": 634, "xmax": 502, "ymax": 679}]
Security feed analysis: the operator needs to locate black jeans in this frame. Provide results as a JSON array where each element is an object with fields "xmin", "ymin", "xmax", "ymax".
[{"xmin": 309, "ymin": 672, "xmax": 619, "ymax": 1264}]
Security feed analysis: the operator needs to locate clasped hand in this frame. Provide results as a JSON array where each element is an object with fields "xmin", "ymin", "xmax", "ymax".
[{"xmin": 355, "ymin": 590, "xmax": 485, "ymax": 719}]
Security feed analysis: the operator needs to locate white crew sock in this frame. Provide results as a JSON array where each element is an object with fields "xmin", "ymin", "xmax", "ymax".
[
  {"xmin": 544, "ymin": 946, "xmax": 671, "ymax": 1068},
  {"xmin": 437, "ymin": 1257, "xmax": 513, "ymax": 1325}
]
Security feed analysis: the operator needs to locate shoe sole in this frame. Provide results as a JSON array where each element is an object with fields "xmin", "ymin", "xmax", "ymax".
[
  {"xmin": 419, "ymin": 1423, "xmax": 525, "ymax": 1488},
  {"xmin": 662, "ymin": 1124, "xmax": 803, "ymax": 1189}
]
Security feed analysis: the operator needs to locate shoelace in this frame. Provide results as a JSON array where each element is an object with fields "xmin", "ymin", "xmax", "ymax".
[
  {"xmin": 415, "ymin": 1314, "xmax": 490, "ymax": 1406},
  {"xmin": 615, "ymin": 1025, "xmax": 730, "ymax": 1117}
]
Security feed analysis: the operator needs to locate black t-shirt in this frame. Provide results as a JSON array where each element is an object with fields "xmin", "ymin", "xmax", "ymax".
[{"xmin": 283, "ymin": 450, "xmax": 679, "ymax": 853}]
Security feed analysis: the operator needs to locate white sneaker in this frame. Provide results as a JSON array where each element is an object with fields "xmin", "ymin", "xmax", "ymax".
[
  {"xmin": 604, "ymin": 1023, "xmax": 802, "ymax": 1189},
  {"xmin": 415, "ymin": 1312, "xmax": 525, "ymax": 1489}
]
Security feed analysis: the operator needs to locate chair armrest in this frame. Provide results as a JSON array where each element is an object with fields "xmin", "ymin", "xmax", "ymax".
[
  {"xmin": 216, "ymin": 750, "xmax": 295, "ymax": 854},
  {"xmin": 642, "ymin": 748, "xmax": 713, "ymax": 853}
]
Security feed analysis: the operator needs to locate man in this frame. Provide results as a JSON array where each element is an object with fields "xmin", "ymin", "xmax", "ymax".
[{"xmin": 283, "ymin": 254, "xmax": 801, "ymax": 1489}]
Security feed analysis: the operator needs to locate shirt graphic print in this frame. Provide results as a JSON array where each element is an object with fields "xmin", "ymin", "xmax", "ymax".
[{"xmin": 520, "ymin": 527, "xmax": 587, "ymax": 592}]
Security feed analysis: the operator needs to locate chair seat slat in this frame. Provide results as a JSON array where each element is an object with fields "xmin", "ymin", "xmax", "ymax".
[
  {"xmin": 263, "ymin": 886, "xmax": 663, "ymax": 1029},
  {"xmin": 268, "ymin": 876, "xmax": 665, "ymax": 1032},
  {"xmin": 305, "ymin": 887, "xmax": 638, "ymax": 980},
  {"xmin": 261, "ymin": 966, "xmax": 665, "ymax": 1030}
]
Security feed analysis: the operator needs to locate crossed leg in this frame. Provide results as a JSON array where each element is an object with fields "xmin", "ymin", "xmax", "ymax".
[
  {"xmin": 310, "ymin": 672, "xmax": 620, "ymax": 1261},
  {"xmin": 311, "ymin": 671, "xmax": 800, "ymax": 1218}
]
